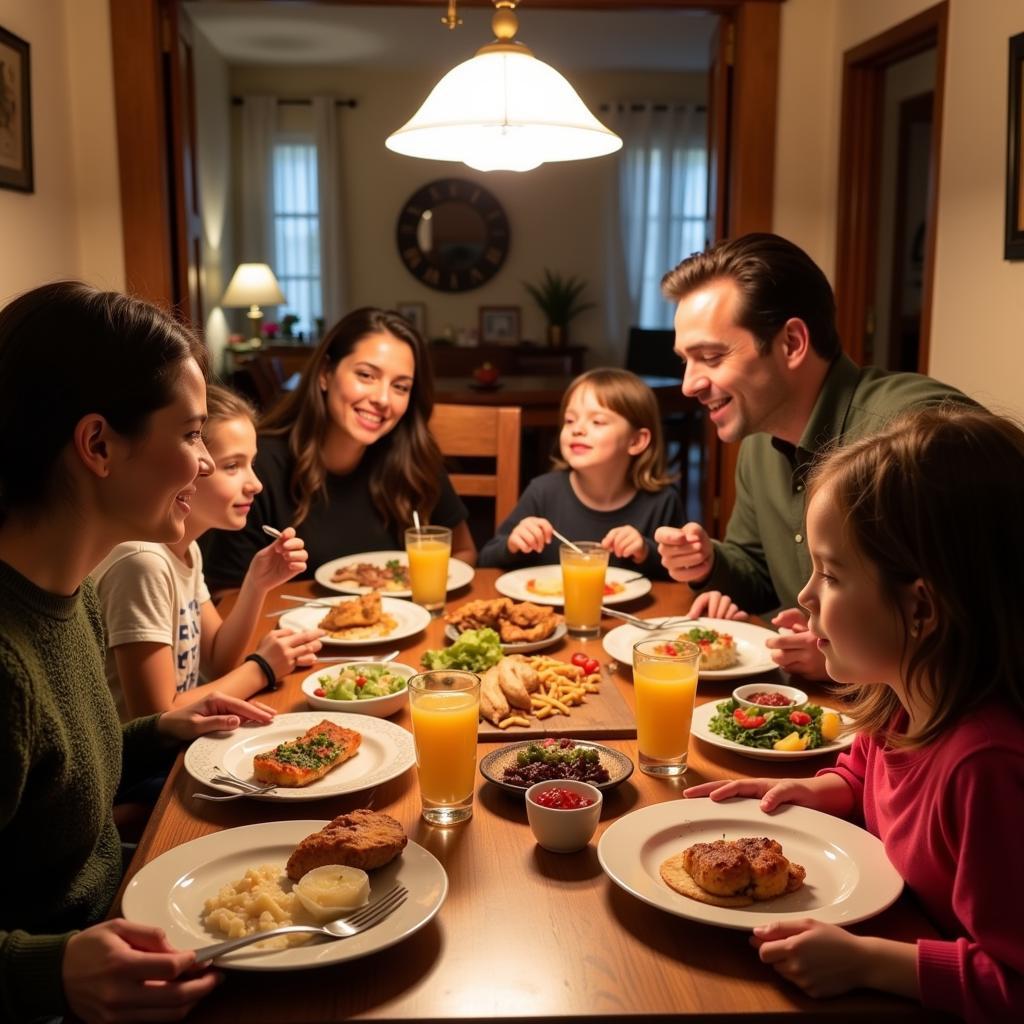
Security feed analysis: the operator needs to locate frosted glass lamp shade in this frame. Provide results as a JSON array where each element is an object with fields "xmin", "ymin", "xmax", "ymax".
[{"xmin": 221, "ymin": 264, "xmax": 286, "ymax": 308}]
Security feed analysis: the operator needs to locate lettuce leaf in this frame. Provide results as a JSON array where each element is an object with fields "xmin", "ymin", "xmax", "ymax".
[{"xmin": 421, "ymin": 627, "xmax": 503, "ymax": 672}]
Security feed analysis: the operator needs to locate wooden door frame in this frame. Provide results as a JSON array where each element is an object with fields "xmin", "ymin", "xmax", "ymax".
[{"xmin": 834, "ymin": 1, "xmax": 948, "ymax": 373}]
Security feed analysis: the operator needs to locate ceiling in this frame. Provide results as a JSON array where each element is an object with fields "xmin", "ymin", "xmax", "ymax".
[{"xmin": 184, "ymin": 2, "xmax": 718, "ymax": 72}]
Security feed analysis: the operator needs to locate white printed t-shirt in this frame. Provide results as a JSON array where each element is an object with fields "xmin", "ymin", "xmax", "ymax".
[{"xmin": 92, "ymin": 541, "xmax": 210, "ymax": 719}]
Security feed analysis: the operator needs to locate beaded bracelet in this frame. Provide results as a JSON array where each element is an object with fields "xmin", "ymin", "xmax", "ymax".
[{"xmin": 244, "ymin": 652, "xmax": 277, "ymax": 691}]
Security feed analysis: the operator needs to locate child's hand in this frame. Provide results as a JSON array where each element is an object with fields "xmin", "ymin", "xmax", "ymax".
[
  {"xmin": 601, "ymin": 525, "xmax": 646, "ymax": 563},
  {"xmin": 686, "ymin": 590, "xmax": 748, "ymax": 620},
  {"xmin": 751, "ymin": 920, "xmax": 875, "ymax": 998},
  {"xmin": 683, "ymin": 777, "xmax": 825, "ymax": 814},
  {"xmin": 654, "ymin": 523, "xmax": 714, "ymax": 582},
  {"xmin": 246, "ymin": 527, "xmax": 309, "ymax": 591},
  {"xmin": 766, "ymin": 609, "xmax": 830, "ymax": 680},
  {"xmin": 156, "ymin": 692, "xmax": 276, "ymax": 742},
  {"xmin": 508, "ymin": 517, "xmax": 554, "ymax": 554},
  {"xmin": 256, "ymin": 626, "xmax": 325, "ymax": 680}
]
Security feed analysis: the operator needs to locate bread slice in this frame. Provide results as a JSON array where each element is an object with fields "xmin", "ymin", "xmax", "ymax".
[{"xmin": 253, "ymin": 720, "xmax": 361, "ymax": 787}]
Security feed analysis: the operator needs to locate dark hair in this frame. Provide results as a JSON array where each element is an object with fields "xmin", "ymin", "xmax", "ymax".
[
  {"xmin": 0, "ymin": 281, "xmax": 206, "ymax": 516},
  {"xmin": 551, "ymin": 368, "xmax": 673, "ymax": 492},
  {"xmin": 661, "ymin": 233, "xmax": 840, "ymax": 359},
  {"xmin": 260, "ymin": 307, "xmax": 443, "ymax": 530},
  {"xmin": 807, "ymin": 405, "xmax": 1024, "ymax": 748}
]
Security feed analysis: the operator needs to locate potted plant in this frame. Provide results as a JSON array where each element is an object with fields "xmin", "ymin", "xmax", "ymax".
[{"xmin": 524, "ymin": 269, "xmax": 595, "ymax": 347}]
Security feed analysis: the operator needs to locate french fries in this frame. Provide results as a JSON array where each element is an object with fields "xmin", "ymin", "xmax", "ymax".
[{"xmin": 514, "ymin": 655, "xmax": 601, "ymax": 724}]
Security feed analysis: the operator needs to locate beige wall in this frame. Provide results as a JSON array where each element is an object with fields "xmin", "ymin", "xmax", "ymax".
[
  {"xmin": 227, "ymin": 64, "xmax": 705, "ymax": 367},
  {"xmin": 0, "ymin": 0, "xmax": 123, "ymax": 305},
  {"xmin": 774, "ymin": 0, "xmax": 1024, "ymax": 417}
]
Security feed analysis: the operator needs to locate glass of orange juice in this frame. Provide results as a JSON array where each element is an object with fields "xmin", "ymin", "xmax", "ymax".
[
  {"xmin": 408, "ymin": 670, "xmax": 480, "ymax": 825},
  {"xmin": 405, "ymin": 525, "xmax": 451, "ymax": 615},
  {"xmin": 559, "ymin": 541, "xmax": 609, "ymax": 639},
  {"xmin": 632, "ymin": 638, "xmax": 701, "ymax": 777}
]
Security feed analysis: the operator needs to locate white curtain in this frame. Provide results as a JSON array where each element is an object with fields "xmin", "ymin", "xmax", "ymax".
[
  {"xmin": 604, "ymin": 102, "xmax": 708, "ymax": 340},
  {"xmin": 312, "ymin": 96, "xmax": 347, "ymax": 326},
  {"xmin": 239, "ymin": 96, "xmax": 277, "ymax": 264}
]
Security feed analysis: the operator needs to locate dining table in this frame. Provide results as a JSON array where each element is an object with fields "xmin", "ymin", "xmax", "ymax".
[{"xmin": 116, "ymin": 570, "xmax": 942, "ymax": 1023}]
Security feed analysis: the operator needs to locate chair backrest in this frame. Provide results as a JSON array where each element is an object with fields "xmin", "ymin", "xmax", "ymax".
[{"xmin": 429, "ymin": 403, "xmax": 522, "ymax": 530}]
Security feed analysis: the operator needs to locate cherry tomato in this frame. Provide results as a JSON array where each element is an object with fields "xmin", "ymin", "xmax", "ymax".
[
  {"xmin": 789, "ymin": 710, "xmax": 812, "ymax": 726},
  {"xmin": 314, "ymin": 687, "xmax": 326, "ymax": 697},
  {"xmin": 355, "ymin": 675, "xmax": 367, "ymax": 688},
  {"xmin": 571, "ymin": 652, "xmax": 590, "ymax": 668},
  {"xmin": 583, "ymin": 658, "xmax": 600, "ymax": 676},
  {"xmin": 734, "ymin": 708, "xmax": 766, "ymax": 729}
]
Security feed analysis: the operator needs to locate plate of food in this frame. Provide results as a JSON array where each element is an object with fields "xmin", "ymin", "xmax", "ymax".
[
  {"xmin": 597, "ymin": 798, "xmax": 903, "ymax": 930},
  {"xmin": 122, "ymin": 815, "xmax": 447, "ymax": 971},
  {"xmin": 602, "ymin": 617, "xmax": 777, "ymax": 679},
  {"xmin": 480, "ymin": 738, "xmax": 634, "ymax": 795},
  {"xmin": 690, "ymin": 699, "xmax": 854, "ymax": 761},
  {"xmin": 443, "ymin": 597, "xmax": 565, "ymax": 653},
  {"xmin": 494, "ymin": 565, "xmax": 651, "ymax": 606},
  {"xmin": 184, "ymin": 711, "xmax": 416, "ymax": 801},
  {"xmin": 315, "ymin": 550, "xmax": 474, "ymax": 597},
  {"xmin": 300, "ymin": 662, "xmax": 417, "ymax": 717},
  {"xmin": 278, "ymin": 593, "xmax": 431, "ymax": 646}
]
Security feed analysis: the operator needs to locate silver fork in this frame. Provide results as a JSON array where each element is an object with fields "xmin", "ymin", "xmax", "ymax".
[
  {"xmin": 192, "ymin": 782, "xmax": 278, "ymax": 802},
  {"xmin": 192, "ymin": 884, "xmax": 408, "ymax": 960},
  {"xmin": 601, "ymin": 607, "xmax": 696, "ymax": 630}
]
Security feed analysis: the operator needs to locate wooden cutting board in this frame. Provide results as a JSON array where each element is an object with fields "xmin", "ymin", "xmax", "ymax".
[{"xmin": 477, "ymin": 662, "xmax": 637, "ymax": 741}]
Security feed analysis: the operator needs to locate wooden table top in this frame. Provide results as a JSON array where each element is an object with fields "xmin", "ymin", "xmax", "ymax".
[{"xmin": 120, "ymin": 570, "xmax": 935, "ymax": 1022}]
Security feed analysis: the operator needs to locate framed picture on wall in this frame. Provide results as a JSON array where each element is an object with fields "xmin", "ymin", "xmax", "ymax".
[
  {"xmin": 1005, "ymin": 31, "xmax": 1024, "ymax": 259},
  {"xmin": 396, "ymin": 301, "xmax": 427, "ymax": 336},
  {"xmin": 479, "ymin": 306, "xmax": 521, "ymax": 344},
  {"xmin": 0, "ymin": 26, "xmax": 33, "ymax": 193}
]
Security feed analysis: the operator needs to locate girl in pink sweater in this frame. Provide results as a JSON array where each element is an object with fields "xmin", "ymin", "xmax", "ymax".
[{"xmin": 686, "ymin": 406, "xmax": 1024, "ymax": 1022}]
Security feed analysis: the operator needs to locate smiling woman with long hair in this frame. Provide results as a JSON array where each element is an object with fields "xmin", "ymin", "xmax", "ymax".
[{"xmin": 201, "ymin": 307, "xmax": 474, "ymax": 588}]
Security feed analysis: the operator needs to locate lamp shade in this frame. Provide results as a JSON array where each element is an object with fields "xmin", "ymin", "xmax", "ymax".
[
  {"xmin": 221, "ymin": 263, "xmax": 286, "ymax": 308},
  {"xmin": 385, "ymin": 49, "xmax": 622, "ymax": 173}
]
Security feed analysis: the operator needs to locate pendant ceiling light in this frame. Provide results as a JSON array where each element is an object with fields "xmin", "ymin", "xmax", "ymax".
[{"xmin": 385, "ymin": 0, "xmax": 622, "ymax": 173}]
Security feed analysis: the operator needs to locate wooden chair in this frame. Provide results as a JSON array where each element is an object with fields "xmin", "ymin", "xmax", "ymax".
[{"xmin": 429, "ymin": 404, "xmax": 522, "ymax": 530}]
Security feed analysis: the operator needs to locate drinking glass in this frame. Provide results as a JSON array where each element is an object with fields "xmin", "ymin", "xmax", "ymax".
[
  {"xmin": 405, "ymin": 525, "xmax": 451, "ymax": 615},
  {"xmin": 408, "ymin": 670, "xmax": 480, "ymax": 825},
  {"xmin": 559, "ymin": 541, "xmax": 608, "ymax": 639},
  {"xmin": 632, "ymin": 638, "xmax": 701, "ymax": 777}
]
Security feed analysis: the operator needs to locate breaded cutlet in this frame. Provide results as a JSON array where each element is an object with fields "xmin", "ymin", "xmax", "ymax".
[{"xmin": 286, "ymin": 809, "xmax": 407, "ymax": 881}]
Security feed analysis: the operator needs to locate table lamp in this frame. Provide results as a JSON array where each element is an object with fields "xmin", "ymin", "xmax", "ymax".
[{"xmin": 221, "ymin": 263, "xmax": 286, "ymax": 348}]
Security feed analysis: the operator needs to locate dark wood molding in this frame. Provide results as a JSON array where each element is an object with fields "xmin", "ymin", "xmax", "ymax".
[{"xmin": 185, "ymin": 0, "xmax": 782, "ymax": 9}]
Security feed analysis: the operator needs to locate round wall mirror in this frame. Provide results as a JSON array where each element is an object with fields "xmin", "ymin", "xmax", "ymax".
[{"xmin": 396, "ymin": 179, "xmax": 510, "ymax": 292}]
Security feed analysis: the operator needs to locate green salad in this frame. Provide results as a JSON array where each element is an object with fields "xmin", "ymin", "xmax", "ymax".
[
  {"xmin": 707, "ymin": 698, "xmax": 835, "ymax": 751},
  {"xmin": 421, "ymin": 627, "xmax": 503, "ymax": 672},
  {"xmin": 315, "ymin": 665, "xmax": 407, "ymax": 701}
]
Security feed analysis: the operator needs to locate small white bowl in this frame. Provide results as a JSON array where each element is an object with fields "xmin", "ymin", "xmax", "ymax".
[
  {"xmin": 525, "ymin": 780, "xmax": 603, "ymax": 854},
  {"xmin": 732, "ymin": 681, "xmax": 808, "ymax": 711},
  {"xmin": 300, "ymin": 661, "xmax": 416, "ymax": 717}
]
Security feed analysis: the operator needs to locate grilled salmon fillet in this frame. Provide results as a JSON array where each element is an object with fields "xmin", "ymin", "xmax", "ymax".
[
  {"xmin": 286, "ymin": 810, "xmax": 407, "ymax": 881},
  {"xmin": 252, "ymin": 720, "xmax": 361, "ymax": 787}
]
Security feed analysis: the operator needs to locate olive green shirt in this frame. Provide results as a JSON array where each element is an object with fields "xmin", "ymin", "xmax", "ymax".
[{"xmin": 698, "ymin": 354, "xmax": 972, "ymax": 614}]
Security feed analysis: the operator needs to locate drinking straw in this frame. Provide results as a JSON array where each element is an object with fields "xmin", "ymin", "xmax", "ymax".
[
  {"xmin": 413, "ymin": 510, "xmax": 422, "ymax": 531},
  {"xmin": 551, "ymin": 528, "xmax": 584, "ymax": 555},
  {"xmin": 262, "ymin": 525, "xmax": 283, "ymax": 539}
]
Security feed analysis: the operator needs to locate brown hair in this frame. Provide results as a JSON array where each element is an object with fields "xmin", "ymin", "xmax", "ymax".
[
  {"xmin": 205, "ymin": 383, "xmax": 256, "ymax": 433},
  {"xmin": 807, "ymin": 405, "xmax": 1024, "ymax": 747},
  {"xmin": 552, "ymin": 368, "xmax": 673, "ymax": 492},
  {"xmin": 259, "ymin": 307, "xmax": 442, "ymax": 529},
  {"xmin": 0, "ymin": 281, "xmax": 205, "ymax": 517},
  {"xmin": 661, "ymin": 233, "xmax": 840, "ymax": 360}
]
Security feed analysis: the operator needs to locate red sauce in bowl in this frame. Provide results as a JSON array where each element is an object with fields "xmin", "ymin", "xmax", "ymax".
[
  {"xmin": 746, "ymin": 691, "xmax": 796, "ymax": 707},
  {"xmin": 533, "ymin": 788, "xmax": 594, "ymax": 809}
]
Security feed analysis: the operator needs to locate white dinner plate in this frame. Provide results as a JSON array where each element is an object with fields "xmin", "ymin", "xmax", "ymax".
[
  {"xmin": 690, "ymin": 700, "xmax": 856, "ymax": 761},
  {"xmin": 122, "ymin": 820, "xmax": 447, "ymax": 970},
  {"xmin": 278, "ymin": 595, "xmax": 431, "ymax": 646},
  {"xmin": 443, "ymin": 620, "xmax": 567, "ymax": 654},
  {"xmin": 184, "ymin": 711, "xmax": 415, "ymax": 801},
  {"xmin": 494, "ymin": 565, "xmax": 652, "ymax": 606},
  {"xmin": 315, "ymin": 550, "xmax": 474, "ymax": 598},
  {"xmin": 602, "ymin": 617, "xmax": 777, "ymax": 680},
  {"xmin": 598, "ymin": 798, "xmax": 903, "ymax": 930}
]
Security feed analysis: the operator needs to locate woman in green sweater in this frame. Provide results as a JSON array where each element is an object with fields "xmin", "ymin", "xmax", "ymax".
[{"xmin": 0, "ymin": 283, "xmax": 282, "ymax": 1023}]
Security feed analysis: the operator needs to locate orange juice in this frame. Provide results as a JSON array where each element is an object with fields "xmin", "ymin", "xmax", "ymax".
[
  {"xmin": 406, "ymin": 539, "xmax": 450, "ymax": 608},
  {"xmin": 410, "ymin": 690, "xmax": 479, "ymax": 805},
  {"xmin": 633, "ymin": 660, "xmax": 699, "ymax": 760},
  {"xmin": 559, "ymin": 542, "xmax": 609, "ymax": 637}
]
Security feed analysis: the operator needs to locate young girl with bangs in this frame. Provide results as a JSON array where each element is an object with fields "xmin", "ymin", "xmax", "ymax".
[
  {"xmin": 687, "ymin": 406, "xmax": 1024, "ymax": 1022},
  {"xmin": 479, "ymin": 369, "xmax": 683, "ymax": 580},
  {"xmin": 94, "ymin": 384, "xmax": 323, "ymax": 718},
  {"xmin": 201, "ymin": 307, "xmax": 474, "ymax": 589}
]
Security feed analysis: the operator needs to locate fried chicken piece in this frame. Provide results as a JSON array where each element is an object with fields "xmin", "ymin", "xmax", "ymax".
[
  {"xmin": 253, "ymin": 720, "xmax": 361, "ymax": 787},
  {"xmin": 480, "ymin": 664, "xmax": 510, "ymax": 725},
  {"xmin": 680, "ymin": 840, "xmax": 752, "ymax": 896},
  {"xmin": 445, "ymin": 598, "xmax": 513, "ymax": 632},
  {"xmin": 286, "ymin": 809, "xmax": 407, "ymax": 881},
  {"xmin": 786, "ymin": 860, "xmax": 807, "ymax": 893},
  {"xmin": 319, "ymin": 593, "xmax": 381, "ymax": 632},
  {"xmin": 497, "ymin": 602, "xmax": 559, "ymax": 643},
  {"xmin": 733, "ymin": 837, "xmax": 790, "ymax": 900}
]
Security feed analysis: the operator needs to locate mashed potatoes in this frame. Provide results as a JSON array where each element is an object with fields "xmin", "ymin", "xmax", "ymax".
[{"xmin": 202, "ymin": 864, "xmax": 310, "ymax": 950}]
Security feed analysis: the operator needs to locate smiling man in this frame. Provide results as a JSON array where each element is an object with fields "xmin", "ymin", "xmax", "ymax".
[{"xmin": 655, "ymin": 233, "xmax": 972, "ymax": 679}]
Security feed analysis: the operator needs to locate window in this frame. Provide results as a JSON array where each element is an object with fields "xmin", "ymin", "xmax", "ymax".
[{"xmin": 272, "ymin": 139, "xmax": 321, "ymax": 337}]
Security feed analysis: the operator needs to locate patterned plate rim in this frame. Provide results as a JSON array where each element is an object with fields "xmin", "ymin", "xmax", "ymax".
[{"xmin": 479, "ymin": 739, "xmax": 634, "ymax": 795}]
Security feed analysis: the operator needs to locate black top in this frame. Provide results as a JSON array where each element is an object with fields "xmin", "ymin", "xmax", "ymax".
[
  {"xmin": 477, "ymin": 470, "xmax": 682, "ymax": 580},
  {"xmin": 200, "ymin": 435, "xmax": 468, "ymax": 590}
]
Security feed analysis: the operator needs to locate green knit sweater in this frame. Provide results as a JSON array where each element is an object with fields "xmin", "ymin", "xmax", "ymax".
[{"xmin": 0, "ymin": 560, "xmax": 173, "ymax": 1022}]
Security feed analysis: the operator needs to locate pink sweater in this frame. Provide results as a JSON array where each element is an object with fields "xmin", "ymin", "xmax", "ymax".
[{"xmin": 820, "ymin": 702, "xmax": 1024, "ymax": 1022}]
